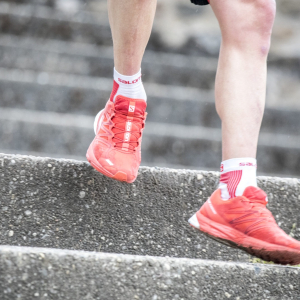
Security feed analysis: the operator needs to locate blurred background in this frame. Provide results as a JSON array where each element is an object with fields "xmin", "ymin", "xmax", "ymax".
[{"xmin": 0, "ymin": 0, "xmax": 299, "ymax": 176}]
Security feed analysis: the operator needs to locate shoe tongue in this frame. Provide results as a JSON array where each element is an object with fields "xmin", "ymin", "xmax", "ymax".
[
  {"xmin": 242, "ymin": 186, "xmax": 268, "ymax": 205},
  {"xmin": 114, "ymin": 96, "xmax": 146, "ymax": 117}
]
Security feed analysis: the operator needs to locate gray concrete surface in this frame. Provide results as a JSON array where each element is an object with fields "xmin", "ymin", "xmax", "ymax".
[
  {"xmin": 0, "ymin": 68, "xmax": 299, "ymax": 135},
  {"xmin": 0, "ymin": 245, "xmax": 300, "ymax": 300},
  {"xmin": 0, "ymin": 2, "xmax": 112, "ymax": 45},
  {"xmin": 1, "ymin": 0, "xmax": 300, "ymax": 61},
  {"xmin": 0, "ymin": 108, "xmax": 300, "ymax": 175},
  {"xmin": 1, "ymin": 34, "xmax": 299, "ymax": 101},
  {"xmin": 0, "ymin": 148, "xmax": 218, "ymax": 172},
  {"xmin": 1, "ymin": 153, "xmax": 300, "ymax": 263},
  {"xmin": 0, "ymin": 35, "xmax": 217, "ymax": 90}
]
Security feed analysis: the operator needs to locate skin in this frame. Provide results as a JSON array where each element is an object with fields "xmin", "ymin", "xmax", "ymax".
[
  {"xmin": 108, "ymin": 0, "xmax": 157, "ymax": 75},
  {"xmin": 210, "ymin": 0, "xmax": 276, "ymax": 160},
  {"xmin": 108, "ymin": 0, "xmax": 276, "ymax": 161}
]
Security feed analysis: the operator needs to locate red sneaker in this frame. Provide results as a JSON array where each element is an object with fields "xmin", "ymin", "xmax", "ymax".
[
  {"xmin": 86, "ymin": 96, "xmax": 147, "ymax": 183},
  {"xmin": 189, "ymin": 186, "xmax": 300, "ymax": 265}
]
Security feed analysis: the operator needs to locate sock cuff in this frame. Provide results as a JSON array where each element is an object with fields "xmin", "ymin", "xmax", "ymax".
[
  {"xmin": 114, "ymin": 68, "xmax": 142, "ymax": 85},
  {"xmin": 220, "ymin": 157, "xmax": 257, "ymax": 174}
]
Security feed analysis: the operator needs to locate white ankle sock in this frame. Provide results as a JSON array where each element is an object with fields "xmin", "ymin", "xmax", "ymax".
[
  {"xmin": 110, "ymin": 68, "xmax": 147, "ymax": 102},
  {"xmin": 218, "ymin": 158, "xmax": 257, "ymax": 200}
]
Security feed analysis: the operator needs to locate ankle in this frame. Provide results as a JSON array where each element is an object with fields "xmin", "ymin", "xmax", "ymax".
[
  {"xmin": 218, "ymin": 157, "xmax": 257, "ymax": 200},
  {"xmin": 110, "ymin": 68, "xmax": 147, "ymax": 102}
]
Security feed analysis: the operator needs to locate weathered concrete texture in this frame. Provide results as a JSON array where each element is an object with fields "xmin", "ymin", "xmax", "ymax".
[
  {"xmin": 1, "ymin": 0, "xmax": 299, "ymax": 61},
  {"xmin": 267, "ymin": 63, "xmax": 300, "ymax": 108},
  {"xmin": 0, "ymin": 2, "xmax": 188, "ymax": 54},
  {"xmin": 1, "ymin": 154, "xmax": 300, "ymax": 263},
  {"xmin": 0, "ymin": 0, "xmax": 298, "ymax": 16},
  {"xmin": 0, "ymin": 0, "xmax": 57, "ymax": 6},
  {"xmin": 0, "ymin": 3, "xmax": 112, "ymax": 45},
  {"xmin": 0, "ymin": 35, "xmax": 217, "ymax": 90},
  {"xmin": 0, "ymin": 245, "xmax": 300, "ymax": 300},
  {"xmin": 1, "ymin": 0, "xmax": 298, "ymax": 62},
  {"xmin": 1, "ymin": 35, "xmax": 300, "ymax": 107},
  {"xmin": 0, "ymin": 108, "xmax": 300, "ymax": 175},
  {"xmin": 0, "ymin": 68, "xmax": 299, "ymax": 135},
  {"xmin": 0, "ymin": 77, "xmax": 217, "ymax": 128}
]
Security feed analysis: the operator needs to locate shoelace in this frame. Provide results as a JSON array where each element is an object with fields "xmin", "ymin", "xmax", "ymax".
[
  {"xmin": 111, "ymin": 110, "xmax": 145, "ymax": 152},
  {"xmin": 229, "ymin": 199, "xmax": 273, "ymax": 235}
]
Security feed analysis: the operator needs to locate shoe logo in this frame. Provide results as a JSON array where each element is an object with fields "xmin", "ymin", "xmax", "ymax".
[
  {"xmin": 239, "ymin": 162, "xmax": 257, "ymax": 167},
  {"xmin": 106, "ymin": 159, "xmax": 114, "ymax": 166},
  {"xmin": 126, "ymin": 121, "xmax": 132, "ymax": 132},
  {"xmin": 129, "ymin": 105, "xmax": 135, "ymax": 113},
  {"xmin": 207, "ymin": 198, "xmax": 217, "ymax": 215},
  {"xmin": 124, "ymin": 132, "xmax": 130, "ymax": 142},
  {"xmin": 124, "ymin": 121, "xmax": 132, "ymax": 142}
]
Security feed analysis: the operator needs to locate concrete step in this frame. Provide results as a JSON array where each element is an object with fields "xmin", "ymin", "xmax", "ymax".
[
  {"xmin": 0, "ymin": 0, "xmax": 107, "ymax": 12},
  {"xmin": 0, "ymin": 2, "xmax": 112, "ymax": 45},
  {"xmin": 0, "ymin": 108, "xmax": 300, "ymax": 175},
  {"xmin": 1, "ymin": 3, "xmax": 299, "ymax": 105},
  {"xmin": 1, "ymin": 0, "xmax": 299, "ymax": 16},
  {"xmin": 0, "ymin": 34, "xmax": 299, "ymax": 106},
  {"xmin": 1, "ymin": 153, "xmax": 300, "ymax": 262},
  {"xmin": 0, "ymin": 35, "xmax": 217, "ymax": 90},
  {"xmin": 1, "ymin": 34, "xmax": 300, "ymax": 98},
  {"xmin": 0, "ymin": 68, "xmax": 299, "ymax": 135},
  {"xmin": 0, "ymin": 147, "xmax": 290, "ymax": 177},
  {"xmin": 0, "ymin": 148, "xmax": 218, "ymax": 172},
  {"xmin": 1, "ymin": 0, "xmax": 300, "ymax": 62},
  {"xmin": 0, "ymin": 245, "xmax": 300, "ymax": 300},
  {"xmin": 2, "ymin": 1, "xmax": 299, "ymax": 62}
]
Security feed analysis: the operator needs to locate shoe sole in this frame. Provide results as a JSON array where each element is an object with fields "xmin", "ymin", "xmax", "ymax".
[{"xmin": 189, "ymin": 212, "xmax": 300, "ymax": 265}]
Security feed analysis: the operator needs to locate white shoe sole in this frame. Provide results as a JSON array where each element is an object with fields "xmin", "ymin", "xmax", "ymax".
[{"xmin": 188, "ymin": 213, "xmax": 200, "ymax": 229}]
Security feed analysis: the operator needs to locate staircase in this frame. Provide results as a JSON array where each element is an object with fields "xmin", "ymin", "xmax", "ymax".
[
  {"xmin": 0, "ymin": 0, "xmax": 300, "ymax": 299},
  {"xmin": 0, "ymin": 0, "xmax": 300, "ymax": 175},
  {"xmin": 1, "ymin": 153, "xmax": 300, "ymax": 299}
]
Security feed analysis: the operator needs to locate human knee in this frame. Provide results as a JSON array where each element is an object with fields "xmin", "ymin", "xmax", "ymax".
[
  {"xmin": 253, "ymin": 0, "xmax": 276, "ymax": 35},
  {"xmin": 221, "ymin": 0, "xmax": 276, "ymax": 53}
]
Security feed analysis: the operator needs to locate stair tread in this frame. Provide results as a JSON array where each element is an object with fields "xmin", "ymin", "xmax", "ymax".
[
  {"xmin": 0, "ymin": 153, "xmax": 299, "ymax": 261},
  {"xmin": 1, "ymin": 244, "xmax": 299, "ymax": 299}
]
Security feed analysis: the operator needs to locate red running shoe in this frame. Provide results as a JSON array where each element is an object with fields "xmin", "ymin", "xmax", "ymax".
[
  {"xmin": 86, "ymin": 96, "xmax": 147, "ymax": 183},
  {"xmin": 189, "ymin": 186, "xmax": 300, "ymax": 265}
]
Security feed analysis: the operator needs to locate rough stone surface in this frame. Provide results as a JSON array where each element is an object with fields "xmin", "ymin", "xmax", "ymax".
[
  {"xmin": 0, "ymin": 109, "xmax": 300, "ymax": 175},
  {"xmin": 1, "ymin": 154, "xmax": 300, "ymax": 263},
  {"xmin": 0, "ymin": 67, "xmax": 299, "ymax": 133},
  {"xmin": 1, "ymin": 34, "xmax": 300, "ymax": 105},
  {"xmin": 0, "ymin": 35, "xmax": 217, "ymax": 90},
  {"xmin": 1, "ymin": 0, "xmax": 300, "ymax": 60},
  {"xmin": 0, "ymin": 245, "xmax": 300, "ymax": 300}
]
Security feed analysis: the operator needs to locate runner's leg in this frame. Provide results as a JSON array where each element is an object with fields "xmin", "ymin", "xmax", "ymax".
[
  {"xmin": 86, "ymin": 0, "xmax": 157, "ymax": 183},
  {"xmin": 210, "ymin": 0, "xmax": 276, "ymax": 160},
  {"xmin": 108, "ymin": 0, "xmax": 157, "ymax": 75},
  {"xmin": 188, "ymin": 1, "xmax": 300, "ymax": 265}
]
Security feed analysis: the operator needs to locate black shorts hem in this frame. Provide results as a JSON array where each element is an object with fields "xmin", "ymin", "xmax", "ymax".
[{"xmin": 190, "ymin": 0, "xmax": 210, "ymax": 5}]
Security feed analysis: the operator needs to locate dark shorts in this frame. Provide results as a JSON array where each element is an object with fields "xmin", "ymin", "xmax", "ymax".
[{"xmin": 191, "ymin": 0, "xmax": 210, "ymax": 5}]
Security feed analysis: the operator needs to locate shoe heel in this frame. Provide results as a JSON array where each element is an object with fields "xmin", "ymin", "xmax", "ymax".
[{"xmin": 188, "ymin": 213, "xmax": 200, "ymax": 229}]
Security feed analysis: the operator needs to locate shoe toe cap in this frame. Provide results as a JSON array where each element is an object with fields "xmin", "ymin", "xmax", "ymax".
[
  {"xmin": 104, "ymin": 152, "xmax": 139, "ymax": 183},
  {"xmin": 111, "ymin": 171, "xmax": 136, "ymax": 183}
]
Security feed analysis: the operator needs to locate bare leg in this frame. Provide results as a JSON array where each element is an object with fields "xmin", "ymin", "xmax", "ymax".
[
  {"xmin": 189, "ymin": 1, "xmax": 300, "ymax": 266},
  {"xmin": 108, "ymin": 0, "xmax": 157, "ymax": 76},
  {"xmin": 210, "ymin": 0, "xmax": 276, "ymax": 160}
]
